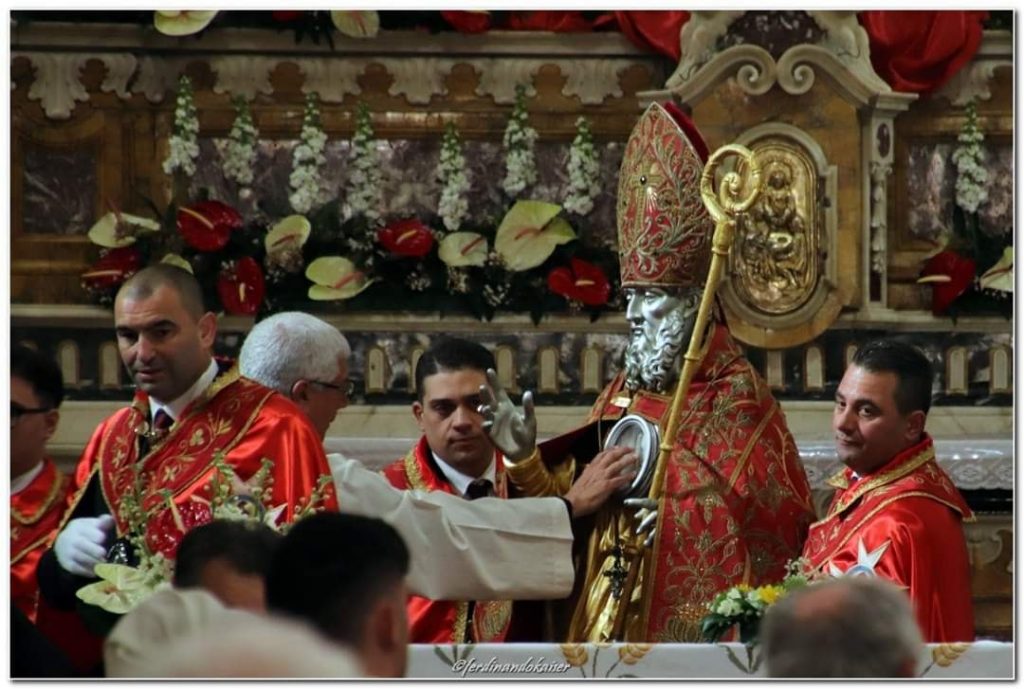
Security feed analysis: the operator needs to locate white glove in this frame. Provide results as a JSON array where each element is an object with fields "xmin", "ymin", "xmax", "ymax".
[
  {"xmin": 478, "ymin": 368, "xmax": 537, "ymax": 462},
  {"xmin": 624, "ymin": 497, "xmax": 658, "ymax": 548},
  {"xmin": 54, "ymin": 515, "xmax": 115, "ymax": 577}
]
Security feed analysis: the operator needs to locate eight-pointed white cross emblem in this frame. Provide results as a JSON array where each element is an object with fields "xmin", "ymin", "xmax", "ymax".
[{"xmin": 827, "ymin": 538, "xmax": 891, "ymax": 577}]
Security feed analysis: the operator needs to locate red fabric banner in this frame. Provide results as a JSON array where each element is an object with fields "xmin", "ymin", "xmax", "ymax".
[{"xmin": 859, "ymin": 11, "xmax": 989, "ymax": 93}]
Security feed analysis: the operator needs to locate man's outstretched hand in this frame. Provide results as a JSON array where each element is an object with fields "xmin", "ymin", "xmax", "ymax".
[
  {"xmin": 479, "ymin": 368, "xmax": 537, "ymax": 462},
  {"xmin": 565, "ymin": 447, "xmax": 638, "ymax": 518}
]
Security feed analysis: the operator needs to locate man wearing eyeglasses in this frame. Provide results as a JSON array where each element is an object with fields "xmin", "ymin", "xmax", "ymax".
[
  {"xmin": 36, "ymin": 265, "xmax": 337, "ymax": 674},
  {"xmin": 239, "ymin": 312, "xmax": 635, "ymax": 612},
  {"xmin": 11, "ymin": 345, "xmax": 72, "ymax": 622}
]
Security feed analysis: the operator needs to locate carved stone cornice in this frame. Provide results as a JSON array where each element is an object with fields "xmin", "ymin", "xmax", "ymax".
[
  {"xmin": 934, "ymin": 30, "xmax": 1013, "ymax": 105},
  {"xmin": 663, "ymin": 10, "xmax": 891, "ymax": 96},
  {"xmin": 650, "ymin": 42, "xmax": 917, "ymax": 111},
  {"xmin": 11, "ymin": 23, "xmax": 658, "ymax": 118}
]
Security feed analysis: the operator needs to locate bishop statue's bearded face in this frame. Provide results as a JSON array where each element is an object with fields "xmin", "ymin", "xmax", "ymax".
[{"xmin": 622, "ymin": 287, "xmax": 700, "ymax": 394}]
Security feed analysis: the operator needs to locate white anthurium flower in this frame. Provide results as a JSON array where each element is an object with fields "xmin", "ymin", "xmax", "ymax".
[
  {"xmin": 265, "ymin": 215, "xmax": 311, "ymax": 254},
  {"xmin": 494, "ymin": 200, "xmax": 576, "ymax": 271},
  {"xmin": 75, "ymin": 563, "xmax": 155, "ymax": 615},
  {"xmin": 306, "ymin": 256, "xmax": 375, "ymax": 300},
  {"xmin": 87, "ymin": 212, "xmax": 160, "ymax": 248},
  {"xmin": 979, "ymin": 246, "xmax": 1013, "ymax": 292},
  {"xmin": 330, "ymin": 11, "xmax": 380, "ymax": 38},
  {"xmin": 160, "ymin": 253, "xmax": 194, "ymax": 273},
  {"xmin": 154, "ymin": 10, "xmax": 218, "ymax": 36},
  {"xmin": 438, "ymin": 232, "xmax": 488, "ymax": 267}
]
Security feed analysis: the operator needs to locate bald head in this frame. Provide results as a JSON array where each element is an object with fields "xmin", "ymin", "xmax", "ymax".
[
  {"xmin": 114, "ymin": 264, "xmax": 216, "ymax": 403},
  {"xmin": 117, "ymin": 264, "xmax": 206, "ymax": 321},
  {"xmin": 761, "ymin": 577, "xmax": 924, "ymax": 678}
]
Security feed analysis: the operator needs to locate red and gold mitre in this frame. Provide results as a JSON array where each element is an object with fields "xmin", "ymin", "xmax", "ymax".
[{"xmin": 616, "ymin": 102, "xmax": 713, "ymax": 288}]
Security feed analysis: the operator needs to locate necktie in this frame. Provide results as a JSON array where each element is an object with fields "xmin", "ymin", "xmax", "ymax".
[
  {"xmin": 465, "ymin": 478, "xmax": 493, "ymax": 500},
  {"xmin": 139, "ymin": 410, "xmax": 173, "ymax": 457},
  {"xmin": 152, "ymin": 410, "xmax": 174, "ymax": 433}
]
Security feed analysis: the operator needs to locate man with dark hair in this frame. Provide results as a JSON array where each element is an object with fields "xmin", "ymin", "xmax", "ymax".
[
  {"xmin": 266, "ymin": 513, "xmax": 411, "ymax": 678},
  {"xmin": 761, "ymin": 577, "xmax": 924, "ymax": 677},
  {"xmin": 10, "ymin": 344, "xmax": 79, "ymax": 676},
  {"xmin": 11, "ymin": 344, "xmax": 70, "ymax": 623},
  {"xmin": 173, "ymin": 520, "xmax": 282, "ymax": 612},
  {"xmin": 383, "ymin": 337, "xmax": 634, "ymax": 643},
  {"xmin": 36, "ymin": 265, "xmax": 337, "ymax": 671},
  {"xmin": 802, "ymin": 339, "xmax": 974, "ymax": 641}
]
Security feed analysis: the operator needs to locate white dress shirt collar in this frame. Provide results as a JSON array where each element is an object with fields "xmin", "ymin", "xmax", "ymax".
[
  {"xmin": 150, "ymin": 358, "xmax": 219, "ymax": 424},
  {"xmin": 11, "ymin": 461, "xmax": 45, "ymax": 496},
  {"xmin": 431, "ymin": 451, "xmax": 496, "ymax": 498}
]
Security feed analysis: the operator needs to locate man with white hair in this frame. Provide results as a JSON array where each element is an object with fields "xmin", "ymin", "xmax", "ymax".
[{"xmin": 239, "ymin": 311, "xmax": 635, "ymax": 603}]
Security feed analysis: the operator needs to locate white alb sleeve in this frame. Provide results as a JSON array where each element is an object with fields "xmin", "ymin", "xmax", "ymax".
[{"xmin": 327, "ymin": 452, "xmax": 574, "ymax": 601}]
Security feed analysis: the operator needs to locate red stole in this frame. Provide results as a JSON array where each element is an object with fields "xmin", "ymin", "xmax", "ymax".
[
  {"xmin": 381, "ymin": 437, "xmax": 513, "ymax": 643},
  {"xmin": 11, "ymin": 458, "xmax": 72, "ymax": 622},
  {"xmin": 803, "ymin": 435, "xmax": 975, "ymax": 641}
]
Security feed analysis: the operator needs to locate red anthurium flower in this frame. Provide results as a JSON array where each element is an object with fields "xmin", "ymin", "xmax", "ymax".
[
  {"xmin": 918, "ymin": 250, "xmax": 976, "ymax": 315},
  {"xmin": 145, "ymin": 500, "xmax": 213, "ymax": 560},
  {"xmin": 177, "ymin": 200, "xmax": 243, "ymax": 252},
  {"xmin": 271, "ymin": 10, "xmax": 303, "ymax": 22},
  {"xmin": 377, "ymin": 218, "xmax": 435, "ymax": 258},
  {"xmin": 217, "ymin": 256, "xmax": 266, "ymax": 315},
  {"xmin": 81, "ymin": 246, "xmax": 142, "ymax": 292},
  {"xmin": 440, "ymin": 10, "xmax": 492, "ymax": 33},
  {"xmin": 547, "ymin": 258, "xmax": 611, "ymax": 307}
]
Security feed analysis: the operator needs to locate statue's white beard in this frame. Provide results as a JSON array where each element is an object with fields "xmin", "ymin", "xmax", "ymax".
[{"xmin": 623, "ymin": 310, "xmax": 688, "ymax": 394}]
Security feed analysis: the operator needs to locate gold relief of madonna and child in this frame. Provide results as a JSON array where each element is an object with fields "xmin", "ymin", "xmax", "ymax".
[{"xmin": 732, "ymin": 145, "xmax": 819, "ymax": 315}]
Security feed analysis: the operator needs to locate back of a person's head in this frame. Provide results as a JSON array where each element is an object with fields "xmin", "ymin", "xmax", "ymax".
[
  {"xmin": 126, "ymin": 602, "xmax": 362, "ymax": 678},
  {"xmin": 116, "ymin": 264, "xmax": 206, "ymax": 320},
  {"xmin": 265, "ymin": 513, "xmax": 409, "ymax": 647},
  {"xmin": 852, "ymin": 339, "xmax": 934, "ymax": 415},
  {"xmin": 173, "ymin": 519, "xmax": 282, "ymax": 588},
  {"xmin": 761, "ymin": 577, "xmax": 924, "ymax": 678},
  {"xmin": 414, "ymin": 337, "xmax": 495, "ymax": 399},
  {"xmin": 239, "ymin": 311, "xmax": 350, "ymax": 395},
  {"xmin": 11, "ymin": 344, "xmax": 65, "ymax": 409}
]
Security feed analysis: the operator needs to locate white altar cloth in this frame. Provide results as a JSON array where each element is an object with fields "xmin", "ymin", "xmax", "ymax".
[{"xmin": 406, "ymin": 641, "xmax": 1012, "ymax": 679}]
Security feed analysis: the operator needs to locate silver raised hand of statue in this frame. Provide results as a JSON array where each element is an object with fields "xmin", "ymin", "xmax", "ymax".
[
  {"xmin": 624, "ymin": 497, "xmax": 658, "ymax": 548},
  {"xmin": 478, "ymin": 368, "xmax": 537, "ymax": 462}
]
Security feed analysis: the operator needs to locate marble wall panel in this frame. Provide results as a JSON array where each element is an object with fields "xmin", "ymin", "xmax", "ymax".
[
  {"xmin": 189, "ymin": 136, "xmax": 624, "ymax": 250},
  {"xmin": 21, "ymin": 143, "xmax": 96, "ymax": 235}
]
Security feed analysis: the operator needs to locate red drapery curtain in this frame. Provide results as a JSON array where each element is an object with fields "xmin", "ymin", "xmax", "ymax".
[
  {"xmin": 440, "ymin": 10, "xmax": 988, "ymax": 94},
  {"xmin": 594, "ymin": 11, "xmax": 690, "ymax": 62},
  {"xmin": 859, "ymin": 11, "xmax": 989, "ymax": 93}
]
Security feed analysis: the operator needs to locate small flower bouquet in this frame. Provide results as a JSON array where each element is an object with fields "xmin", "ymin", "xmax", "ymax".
[
  {"xmin": 700, "ymin": 559, "xmax": 809, "ymax": 645},
  {"xmin": 75, "ymin": 453, "xmax": 333, "ymax": 621}
]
